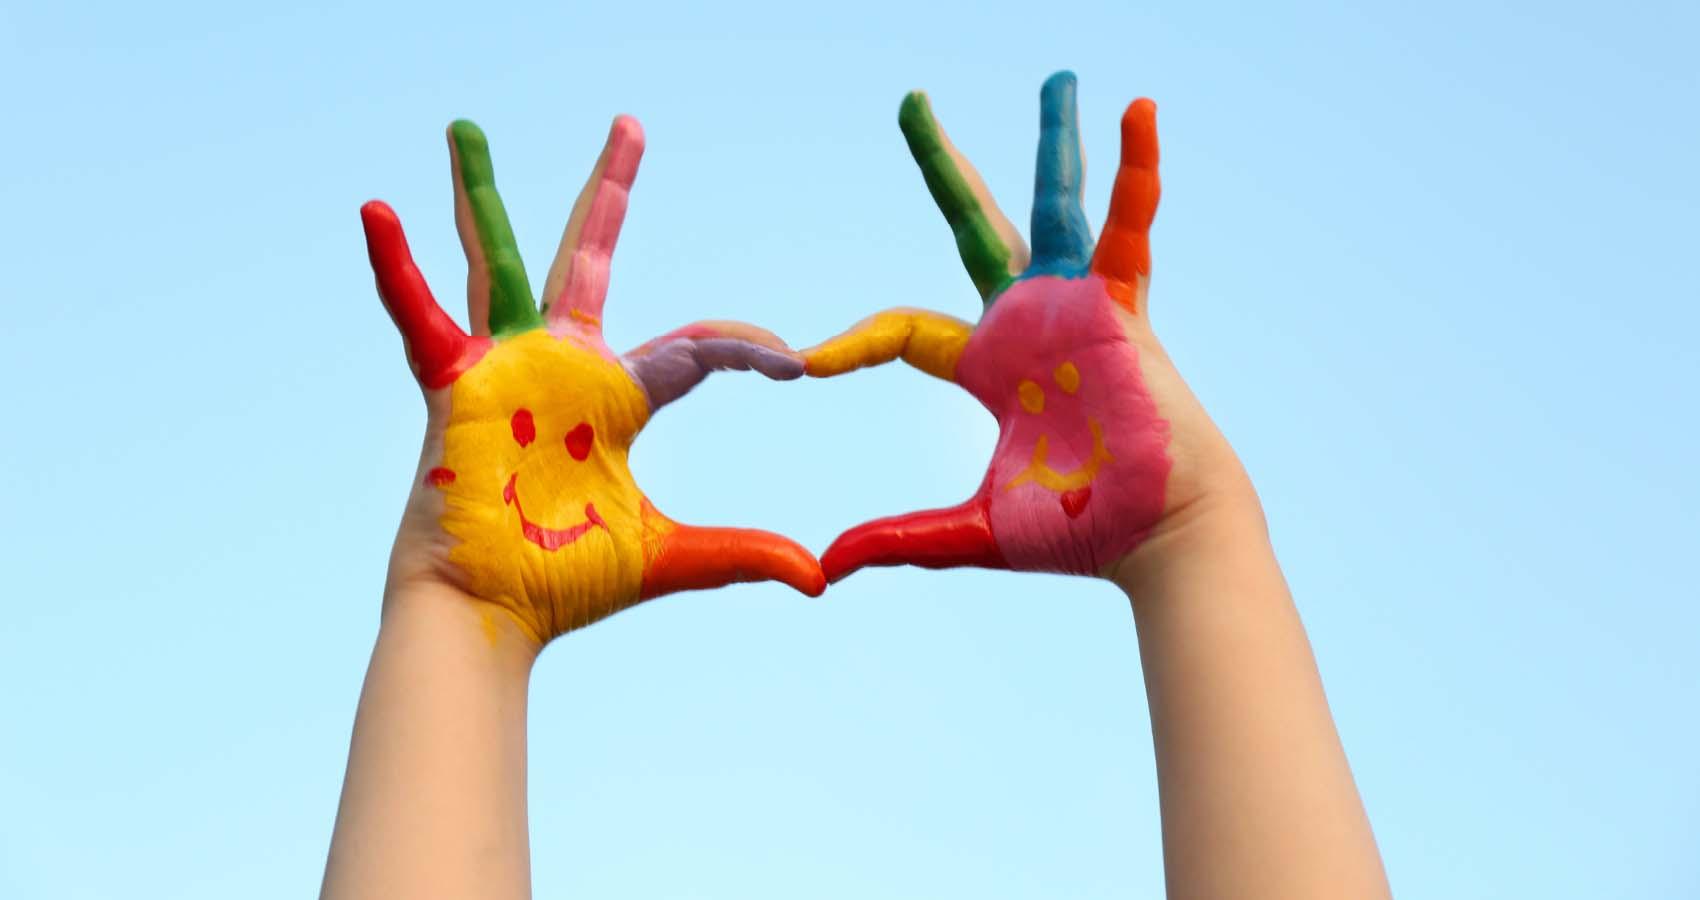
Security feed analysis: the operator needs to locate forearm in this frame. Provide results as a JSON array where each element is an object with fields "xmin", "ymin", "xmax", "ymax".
[
  {"xmin": 321, "ymin": 583, "xmax": 539, "ymax": 900},
  {"xmin": 1117, "ymin": 504, "xmax": 1390, "ymax": 900}
]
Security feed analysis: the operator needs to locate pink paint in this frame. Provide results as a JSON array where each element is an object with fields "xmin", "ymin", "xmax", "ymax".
[
  {"xmin": 425, "ymin": 467, "xmax": 456, "ymax": 487},
  {"xmin": 502, "ymin": 473, "xmax": 606, "ymax": 551},
  {"xmin": 546, "ymin": 116, "xmax": 644, "ymax": 328},
  {"xmin": 954, "ymin": 274, "xmax": 1171, "ymax": 574}
]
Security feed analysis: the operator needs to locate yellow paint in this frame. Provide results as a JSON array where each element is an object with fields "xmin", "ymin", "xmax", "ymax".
[
  {"xmin": 1053, "ymin": 361, "xmax": 1080, "ymax": 394},
  {"xmin": 805, "ymin": 308, "xmax": 971, "ymax": 382},
  {"xmin": 437, "ymin": 330, "xmax": 652, "ymax": 640},
  {"xmin": 1004, "ymin": 420, "xmax": 1115, "ymax": 493},
  {"xmin": 1018, "ymin": 379, "xmax": 1045, "ymax": 414},
  {"xmin": 569, "ymin": 307, "xmax": 601, "ymax": 327}
]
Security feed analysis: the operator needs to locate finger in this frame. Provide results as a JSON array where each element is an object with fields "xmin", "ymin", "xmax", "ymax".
[
  {"xmin": 898, "ymin": 91, "xmax": 1029, "ymax": 304},
  {"xmin": 802, "ymin": 307, "xmax": 971, "ymax": 382},
  {"xmin": 1089, "ymin": 98, "xmax": 1161, "ymax": 312},
  {"xmin": 542, "ymin": 115, "xmax": 645, "ymax": 331},
  {"xmin": 1028, "ymin": 71, "xmax": 1093, "ymax": 276},
  {"xmin": 639, "ymin": 499, "xmax": 826, "ymax": 599},
  {"xmin": 447, "ymin": 120, "xmax": 543, "ymax": 338},
  {"xmin": 820, "ymin": 494, "xmax": 1005, "ymax": 584},
  {"xmin": 360, "ymin": 201, "xmax": 479, "ymax": 388},
  {"xmin": 622, "ymin": 320, "xmax": 805, "ymax": 411}
]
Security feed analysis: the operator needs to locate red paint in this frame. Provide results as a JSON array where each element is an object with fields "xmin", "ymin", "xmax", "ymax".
[
  {"xmin": 360, "ymin": 201, "xmax": 480, "ymax": 389},
  {"xmin": 502, "ymin": 473, "xmax": 604, "ymax": 551},
  {"xmin": 820, "ymin": 485, "xmax": 1006, "ymax": 583},
  {"xmin": 425, "ymin": 467, "xmax": 456, "ymax": 487},
  {"xmin": 564, "ymin": 422, "xmax": 594, "ymax": 461},
  {"xmin": 510, "ymin": 409, "xmax": 535, "ymax": 447},
  {"xmin": 1060, "ymin": 486, "xmax": 1091, "ymax": 518}
]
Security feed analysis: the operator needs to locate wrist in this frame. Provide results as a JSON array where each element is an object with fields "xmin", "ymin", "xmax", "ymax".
[
  {"xmin": 1108, "ymin": 486, "xmax": 1274, "ymax": 606},
  {"xmin": 379, "ymin": 580, "xmax": 544, "ymax": 675}
]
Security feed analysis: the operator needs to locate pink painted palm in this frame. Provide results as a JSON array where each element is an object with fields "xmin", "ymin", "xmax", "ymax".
[{"xmin": 808, "ymin": 73, "xmax": 1244, "ymax": 584}]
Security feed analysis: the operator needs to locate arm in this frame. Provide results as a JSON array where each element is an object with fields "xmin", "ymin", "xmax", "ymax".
[
  {"xmin": 1117, "ymin": 497, "xmax": 1390, "ymax": 899},
  {"xmin": 321, "ymin": 586, "xmax": 538, "ymax": 900},
  {"xmin": 323, "ymin": 115, "xmax": 823, "ymax": 899},
  {"xmin": 806, "ymin": 73, "xmax": 1390, "ymax": 898}
]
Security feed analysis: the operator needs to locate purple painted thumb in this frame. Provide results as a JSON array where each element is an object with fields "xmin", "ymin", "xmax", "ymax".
[{"xmin": 625, "ymin": 337, "xmax": 805, "ymax": 410}]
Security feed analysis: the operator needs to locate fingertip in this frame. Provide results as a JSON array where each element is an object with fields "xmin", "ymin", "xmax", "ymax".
[
  {"xmin": 605, "ymin": 115, "xmax": 646, "ymax": 182},
  {"xmin": 791, "ymin": 563, "xmax": 829, "ymax": 597},
  {"xmin": 609, "ymin": 114, "xmax": 645, "ymax": 149},
  {"xmin": 801, "ymin": 350, "xmax": 846, "ymax": 378},
  {"xmin": 1041, "ymin": 70, "xmax": 1079, "ymax": 112},
  {"xmin": 1122, "ymin": 99, "xmax": 1159, "ymax": 162},
  {"xmin": 898, "ymin": 90, "xmax": 935, "ymax": 135},
  {"xmin": 447, "ymin": 118, "xmax": 486, "ymax": 148},
  {"xmin": 359, "ymin": 199, "xmax": 394, "ymax": 222},
  {"xmin": 820, "ymin": 540, "xmax": 864, "ymax": 585}
]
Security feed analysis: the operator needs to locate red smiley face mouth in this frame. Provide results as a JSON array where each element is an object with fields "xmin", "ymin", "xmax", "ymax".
[{"xmin": 502, "ymin": 473, "xmax": 607, "ymax": 551}]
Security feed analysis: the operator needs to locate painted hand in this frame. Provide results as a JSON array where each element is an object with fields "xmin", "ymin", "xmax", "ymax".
[
  {"xmin": 364, "ymin": 117, "xmax": 824, "ymax": 642},
  {"xmin": 809, "ymin": 73, "xmax": 1242, "ymax": 583}
]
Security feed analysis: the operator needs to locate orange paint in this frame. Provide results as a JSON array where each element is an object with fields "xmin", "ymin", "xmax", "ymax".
[
  {"xmin": 1089, "ymin": 98, "xmax": 1160, "ymax": 312},
  {"xmin": 639, "ymin": 499, "xmax": 825, "ymax": 599}
]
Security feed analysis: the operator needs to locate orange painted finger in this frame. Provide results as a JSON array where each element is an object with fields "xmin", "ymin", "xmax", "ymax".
[
  {"xmin": 1090, "ymin": 98, "xmax": 1161, "ymax": 311},
  {"xmin": 639, "ymin": 500, "xmax": 826, "ymax": 599},
  {"xmin": 802, "ymin": 308, "xmax": 973, "ymax": 382}
]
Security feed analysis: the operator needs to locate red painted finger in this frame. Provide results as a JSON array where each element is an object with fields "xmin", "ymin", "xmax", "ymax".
[
  {"xmin": 820, "ymin": 493, "xmax": 1006, "ymax": 583},
  {"xmin": 360, "ymin": 201, "xmax": 479, "ymax": 388},
  {"xmin": 640, "ymin": 501, "xmax": 826, "ymax": 600}
]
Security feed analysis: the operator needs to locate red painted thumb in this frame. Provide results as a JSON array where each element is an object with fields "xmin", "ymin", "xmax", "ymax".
[{"xmin": 820, "ymin": 494, "xmax": 1006, "ymax": 583}]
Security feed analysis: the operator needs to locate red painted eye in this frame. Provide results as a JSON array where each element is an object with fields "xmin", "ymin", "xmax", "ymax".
[
  {"xmin": 510, "ymin": 409, "xmax": 536, "ymax": 447},
  {"xmin": 564, "ymin": 422, "xmax": 594, "ymax": 461}
]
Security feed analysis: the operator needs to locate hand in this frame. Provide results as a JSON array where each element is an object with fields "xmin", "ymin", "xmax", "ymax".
[
  {"xmin": 806, "ymin": 72, "xmax": 1254, "ymax": 583},
  {"xmin": 362, "ymin": 116, "xmax": 824, "ymax": 643}
]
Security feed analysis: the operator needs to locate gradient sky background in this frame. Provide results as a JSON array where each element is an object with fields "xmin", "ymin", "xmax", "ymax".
[{"xmin": 2, "ymin": 1, "xmax": 1695, "ymax": 897}]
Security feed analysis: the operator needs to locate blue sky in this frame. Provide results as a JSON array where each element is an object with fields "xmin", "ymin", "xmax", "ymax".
[{"xmin": 2, "ymin": 1, "xmax": 1695, "ymax": 897}]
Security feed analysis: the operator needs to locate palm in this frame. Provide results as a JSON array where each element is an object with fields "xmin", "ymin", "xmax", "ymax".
[
  {"xmin": 363, "ymin": 117, "xmax": 823, "ymax": 642},
  {"xmin": 807, "ymin": 73, "xmax": 1187, "ymax": 581}
]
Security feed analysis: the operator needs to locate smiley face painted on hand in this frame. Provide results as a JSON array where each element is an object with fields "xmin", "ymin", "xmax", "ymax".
[
  {"xmin": 501, "ymin": 407, "xmax": 607, "ymax": 551},
  {"xmin": 428, "ymin": 331, "xmax": 652, "ymax": 634},
  {"xmin": 956, "ymin": 275, "xmax": 1170, "ymax": 573}
]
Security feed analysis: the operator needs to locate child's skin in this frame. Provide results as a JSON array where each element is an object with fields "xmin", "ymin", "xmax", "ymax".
[{"xmin": 323, "ymin": 80, "xmax": 1391, "ymax": 900}]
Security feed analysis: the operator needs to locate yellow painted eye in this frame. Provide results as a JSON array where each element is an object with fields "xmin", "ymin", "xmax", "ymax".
[
  {"xmin": 1018, "ymin": 379, "xmax": 1045, "ymax": 414},
  {"xmin": 1053, "ymin": 361, "xmax": 1080, "ymax": 394}
]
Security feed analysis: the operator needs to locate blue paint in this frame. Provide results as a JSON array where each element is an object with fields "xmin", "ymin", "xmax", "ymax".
[{"xmin": 1027, "ymin": 70, "xmax": 1093, "ymax": 277}]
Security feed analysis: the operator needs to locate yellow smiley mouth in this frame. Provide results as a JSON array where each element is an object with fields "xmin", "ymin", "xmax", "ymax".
[
  {"xmin": 502, "ymin": 473, "xmax": 607, "ymax": 551},
  {"xmin": 1004, "ymin": 420, "xmax": 1114, "ymax": 493}
]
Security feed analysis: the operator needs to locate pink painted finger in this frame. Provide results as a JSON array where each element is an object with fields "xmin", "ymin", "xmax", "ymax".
[
  {"xmin": 623, "ymin": 321, "xmax": 804, "ymax": 411},
  {"xmin": 543, "ymin": 116, "xmax": 646, "ymax": 330},
  {"xmin": 360, "ymin": 201, "xmax": 481, "ymax": 388},
  {"xmin": 820, "ymin": 492, "xmax": 1007, "ymax": 583}
]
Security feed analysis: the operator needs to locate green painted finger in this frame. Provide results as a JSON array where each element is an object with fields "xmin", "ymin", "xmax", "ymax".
[
  {"xmin": 448, "ymin": 120, "xmax": 542, "ymax": 338},
  {"xmin": 898, "ymin": 92, "xmax": 1026, "ymax": 304}
]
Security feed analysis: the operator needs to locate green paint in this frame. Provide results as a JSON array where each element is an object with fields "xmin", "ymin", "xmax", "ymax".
[
  {"xmin": 449, "ymin": 120, "xmax": 542, "ymax": 337},
  {"xmin": 898, "ymin": 93, "xmax": 1015, "ymax": 303}
]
